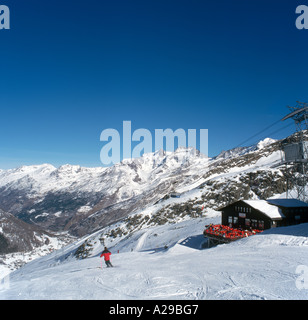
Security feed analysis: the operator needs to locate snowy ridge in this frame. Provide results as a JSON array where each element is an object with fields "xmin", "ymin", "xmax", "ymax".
[
  {"xmin": 215, "ymin": 138, "xmax": 277, "ymax": 160},
  {"xmin": 0, "ymin": 136, "xmax": 283, "ymax": 237}
]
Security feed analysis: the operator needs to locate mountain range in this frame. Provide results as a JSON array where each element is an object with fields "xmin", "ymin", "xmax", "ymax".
[{"xmin": 0, "ymin": 131, "xmax": 306, "ymax": 273}]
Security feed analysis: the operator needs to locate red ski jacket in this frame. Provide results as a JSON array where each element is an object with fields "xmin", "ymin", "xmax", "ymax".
[{"xmin": 100, "ymin": 250, "xmax": 111, "ymax": 261}]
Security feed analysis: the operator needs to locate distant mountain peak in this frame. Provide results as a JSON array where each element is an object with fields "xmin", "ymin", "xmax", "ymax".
[
  {"xmin": 256, "ymin": 137, "xmax": 277, "ymax": 150},
  {"xmin": 216, "ymin": 137, "xmax": 278, "ymax": 160}
]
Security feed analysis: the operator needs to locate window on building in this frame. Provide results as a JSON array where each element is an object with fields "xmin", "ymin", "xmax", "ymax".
[
  {"xmin": 234, "ymin": 217, "xmax": 238, "ymax": 225},
  {"xmin": 245, "ymin": 219, "xmax": 251, "ymax": 227},
  {"xmin": 258, "ymin": 220, "xmax": 264, "ymax": 229},
  {"xmin": 251, "ymin": 219, "xmax": 257, "ymax": 228},
  {"xmin": 228, "ymin": 216, "xmax": 233, "ymax": 224}
]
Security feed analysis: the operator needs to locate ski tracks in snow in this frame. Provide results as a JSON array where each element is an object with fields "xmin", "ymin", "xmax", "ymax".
[{"xmin": 91, "ymin": 264, "xmax": 209, "ymax": 300}]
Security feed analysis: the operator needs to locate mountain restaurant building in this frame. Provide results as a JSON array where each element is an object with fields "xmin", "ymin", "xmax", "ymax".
[{"xmin": 220, "ymin": 199, "xmax": 308, "ymax": 230}]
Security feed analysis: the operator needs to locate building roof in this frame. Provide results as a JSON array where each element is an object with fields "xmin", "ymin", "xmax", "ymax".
[
  {"xmin": 220, "ymin": 198, "xmax": 308, "ymax": 221},
  {"xmin": 266, "ymin": 199, "xmax": 308, "ymax": 208},
  {"xmin": 243, "ymin": 200, "xmax": 285, "ymax": 220}
]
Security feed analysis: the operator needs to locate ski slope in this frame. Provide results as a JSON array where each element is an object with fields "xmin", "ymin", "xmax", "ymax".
[{"xmin": 1, "ymin": 216, "xmax": 308, "ymax": 300}]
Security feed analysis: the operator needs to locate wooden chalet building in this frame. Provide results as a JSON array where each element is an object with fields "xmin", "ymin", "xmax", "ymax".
[{"xmin": 220, "ymin": 199, "xmax": 308, "ymax": 230}]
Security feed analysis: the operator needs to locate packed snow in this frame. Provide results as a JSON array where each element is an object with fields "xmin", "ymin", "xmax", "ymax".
[{"xmin": 1, "ymin": 215, "xmax": 308, "ymax": 300}]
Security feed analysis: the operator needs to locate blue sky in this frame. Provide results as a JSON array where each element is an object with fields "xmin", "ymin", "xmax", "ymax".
[{"xmin": 0, "ymin": 0, "xmax": 307, "ymax": 168}]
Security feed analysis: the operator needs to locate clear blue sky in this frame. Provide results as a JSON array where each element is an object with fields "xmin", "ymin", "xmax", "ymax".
[{"xmin": 0, "ymin": 0, "xmax": 307, "ymax": 168}]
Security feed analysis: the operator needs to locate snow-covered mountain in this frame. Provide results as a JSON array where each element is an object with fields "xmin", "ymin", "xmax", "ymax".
[
  {"xmin": 0, "ymin": 132, "xmax": 308, "ymax": 299},
  {"xmin": 215, "ymin": 137, "xmax": 277, "ymax": 160},
  {"xmin": 0, "ymin": 208, "xmax": 56, "ymax": 254},
  {"xmin": 0, "ymin": 208, "xmax": 74, "ymax": 275},
  {"xmin": 0, "ymin": 133, "xmax": 306, "ymax": 269},
  {"xmin": 0, "ymin": 136, "xmax": 287, "ymax": 239},
  {"xmin": 0, "ymin": 148, "xmax": 209, "ymax": 236}
]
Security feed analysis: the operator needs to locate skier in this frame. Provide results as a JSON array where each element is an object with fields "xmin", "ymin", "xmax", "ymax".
[{"xmin": 100, "ymin": 247, "xmax": 113, "ymax": 268}]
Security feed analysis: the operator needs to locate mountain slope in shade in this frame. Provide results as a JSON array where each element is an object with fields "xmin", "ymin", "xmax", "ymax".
[
  {"xmin": 0, "ymin": 208, "xmax": 53, "ymax": 254},
  {"xmin": 0, "ymin": 208, "xmax": 74, "ymax": 274}
]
